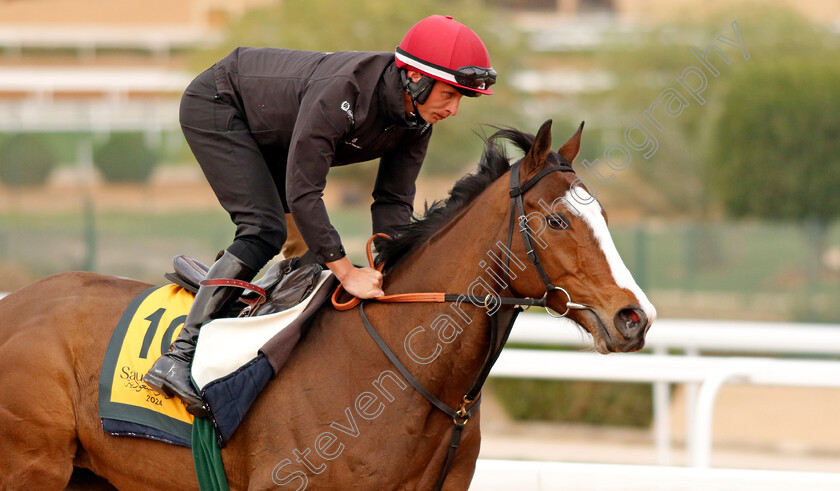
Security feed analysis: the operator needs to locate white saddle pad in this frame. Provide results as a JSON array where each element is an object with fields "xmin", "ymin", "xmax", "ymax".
[{"xmin": 191, "ymin": 270, "xmax": 333, "ymax": 390}]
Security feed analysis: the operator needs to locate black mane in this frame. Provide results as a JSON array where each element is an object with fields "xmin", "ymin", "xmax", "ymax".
[{"xmin": 375, "ymin": 128, "xmax": 536, "ymax": 270}]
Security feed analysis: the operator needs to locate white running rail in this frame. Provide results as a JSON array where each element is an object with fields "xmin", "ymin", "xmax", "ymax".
[
  {"xmin": 493, "ymin": 314, "xmax": 840, "ymax": 468},
  {"xmin": 471, "ymin": 459, "xmax": 840, "ymax": 490}
]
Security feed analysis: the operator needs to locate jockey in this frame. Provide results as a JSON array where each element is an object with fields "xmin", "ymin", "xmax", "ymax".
[{"xmin": 143, "ymin": 15, "xmax": 496, "ymax": 413}]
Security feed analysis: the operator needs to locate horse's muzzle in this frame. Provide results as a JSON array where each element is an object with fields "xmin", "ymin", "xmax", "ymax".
[{"xmin": 612, "ymin": 306, "xmax": 649, "ymax": 351}]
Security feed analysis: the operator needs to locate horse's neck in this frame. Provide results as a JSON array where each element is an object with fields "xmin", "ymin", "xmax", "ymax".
[
  {"xmin": 389, "ymin": 177, "xmax": 511, "ymax": 293},
  {"xmin": 378, "ymin": 179, "xmax": 512, "ymax": 402},
  {"xmin": 232, "ymin": 183, "xmax": 514, "ymax": 487}
]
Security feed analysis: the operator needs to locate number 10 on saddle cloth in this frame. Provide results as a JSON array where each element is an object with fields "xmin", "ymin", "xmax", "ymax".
[{"xmin": 98, "ymin": 284, "xmax": 195, "ymax": 446}]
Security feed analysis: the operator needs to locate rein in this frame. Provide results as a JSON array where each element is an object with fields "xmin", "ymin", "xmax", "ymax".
[
  {"xmin": 332, "ymin": 158, "xmax": 588, "ymax": 490},
  {"xmin": 193, "ymin": 233, "xmax": 548, "ymax": 312},
  {"xmin": 330, "ymin": 236, "xmax": 548, "ymax": 311}
]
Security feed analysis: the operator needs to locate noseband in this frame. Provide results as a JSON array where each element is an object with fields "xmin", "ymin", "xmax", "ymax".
[{"xmin": 336, "ymin": 155, "xmax": 592, "ymax": 490}]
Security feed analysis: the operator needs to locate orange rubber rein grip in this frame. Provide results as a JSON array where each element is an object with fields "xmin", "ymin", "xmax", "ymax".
[{"xmin": 331, "ymin": 234, "xmax": 446, "ymax": 310}]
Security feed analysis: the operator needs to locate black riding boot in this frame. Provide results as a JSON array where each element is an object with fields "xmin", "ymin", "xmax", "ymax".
[{"xmin": 143, "ymin": 250, "xmax": 257, "ymax": 414}]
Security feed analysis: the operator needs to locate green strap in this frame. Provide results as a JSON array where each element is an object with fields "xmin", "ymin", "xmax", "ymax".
[{"xmin": 191, "ymin": 418, "xmax": 230, "ymax": 491}]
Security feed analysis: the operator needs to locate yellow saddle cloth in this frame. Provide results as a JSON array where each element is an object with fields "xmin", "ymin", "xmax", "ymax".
[{"xmin": 98, "ymin": 284, "xmax": 196, "ymax": 446}]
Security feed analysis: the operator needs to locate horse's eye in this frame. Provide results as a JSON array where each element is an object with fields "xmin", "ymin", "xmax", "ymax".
[{"xmin": 546, "ymin": 215, "xmax": 568, "ymax": 230}]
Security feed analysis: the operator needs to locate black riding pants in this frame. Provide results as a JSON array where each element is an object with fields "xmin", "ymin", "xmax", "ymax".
[{"xmin": 179, "ymin": 68, "xmax": 287, "ymax": 271}]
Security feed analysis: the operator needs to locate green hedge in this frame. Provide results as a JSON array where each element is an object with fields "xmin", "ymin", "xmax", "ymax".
[
  {"xmin": 93, "ymin": 133, "xmax": 158, "ymax": 183},
  {"xmin": 488, "ymin": 378, "xmax": 653, "ymax": 427},
  {"xmin": 0, "ymin": 134, "xmax": 58, "ymax": 187}
]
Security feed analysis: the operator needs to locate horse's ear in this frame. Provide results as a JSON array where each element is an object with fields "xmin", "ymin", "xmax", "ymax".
[
  {"xmin": 522, "ymin": 119, "xmax": 553, "ymax": 177},
  {"xmin": 559, "ymin": 121, "xmax": 585, "ymax": 165}
]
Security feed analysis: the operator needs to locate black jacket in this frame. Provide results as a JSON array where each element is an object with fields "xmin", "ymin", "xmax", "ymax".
[{"xmin": 213, "ymin": 48, "xmax": 432, "ymax": 263}]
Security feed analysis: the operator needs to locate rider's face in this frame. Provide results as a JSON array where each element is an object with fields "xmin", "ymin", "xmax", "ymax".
[{"xmin": 415, "ymin": 82, "xmax": 462, "ymax": 124}]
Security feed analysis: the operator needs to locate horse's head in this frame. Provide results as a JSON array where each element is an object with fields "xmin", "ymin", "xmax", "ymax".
[{"xmin": 507, "ymin": 119, "xmax": 656, "ymax": 353}]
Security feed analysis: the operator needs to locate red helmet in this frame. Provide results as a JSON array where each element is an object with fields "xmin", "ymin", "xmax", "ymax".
[{"xmin": 395, "ymin": 15, "xmax": 496, "ymax": 96}]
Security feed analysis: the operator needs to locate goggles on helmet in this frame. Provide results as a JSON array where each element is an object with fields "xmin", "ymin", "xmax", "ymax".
[{"xmin": 454, "ymin": 66, "xmax": 497, "ymax": 91}]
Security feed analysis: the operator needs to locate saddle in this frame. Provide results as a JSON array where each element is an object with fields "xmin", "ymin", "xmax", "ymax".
[{"xmin": 164, "ymin": 254, "xmax": 324, "ymax": 317}]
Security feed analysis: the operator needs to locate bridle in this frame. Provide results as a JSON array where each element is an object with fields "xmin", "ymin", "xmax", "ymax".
[
  {"xmin": 505, "ymin": 156, "xmax": 592, "ymax": 318},
  {"xmin": 332, "ymin": 155, "xmax": 591, "ymax": 490}
]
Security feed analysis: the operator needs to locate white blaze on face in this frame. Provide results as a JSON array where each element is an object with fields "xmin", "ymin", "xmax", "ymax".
[{"xmin": 562, "ymin": 188, "xmax": 657, "ymax": 322}]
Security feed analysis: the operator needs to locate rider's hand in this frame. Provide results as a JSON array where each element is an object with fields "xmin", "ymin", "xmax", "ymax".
[
  {"xmin": 340, "ymin": 267, "xmax": 384, "ymax": 299},
  {"xmin": 326, "ymin": 257, "xmax": 384, "ymax": 299}
]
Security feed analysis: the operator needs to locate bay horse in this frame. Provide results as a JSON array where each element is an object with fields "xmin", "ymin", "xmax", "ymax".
[{"xmin": 0, "ymin": 120, "xmax": 655, "ymax": 490}]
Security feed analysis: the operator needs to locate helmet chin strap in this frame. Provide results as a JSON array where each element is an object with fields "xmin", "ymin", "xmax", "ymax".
[{"xmin": 400, "ymin": 69, "xmax": 435, "ymax": 106}]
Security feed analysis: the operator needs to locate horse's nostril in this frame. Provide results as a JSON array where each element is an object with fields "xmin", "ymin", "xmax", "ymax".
[{"xmin": 615, "ymin": 307, "xmax": 647, "ymax": 333}]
